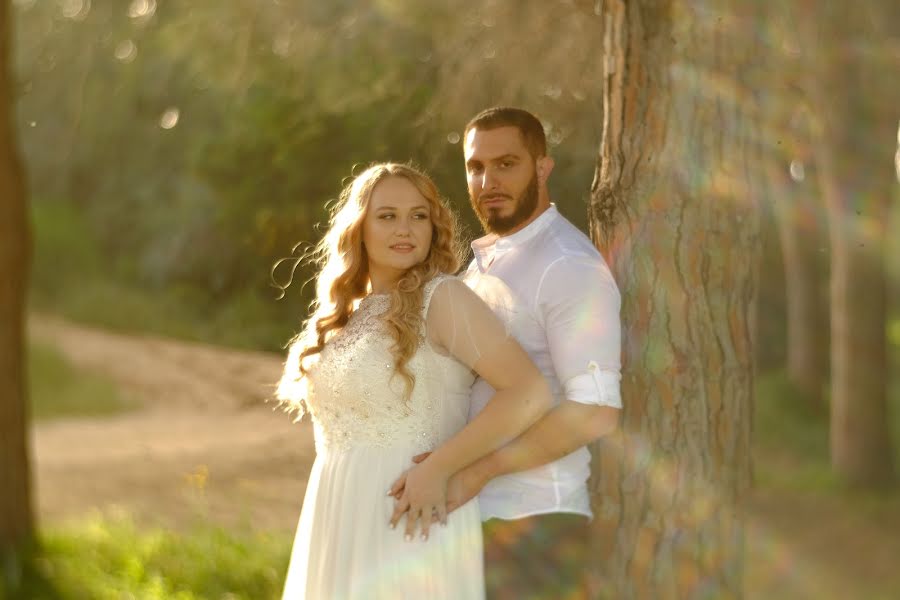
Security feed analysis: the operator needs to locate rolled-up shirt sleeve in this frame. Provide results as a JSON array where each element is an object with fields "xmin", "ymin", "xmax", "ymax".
[{"xmin": 536, "ymin": 256, "xmax": 622, "ymax": 409}]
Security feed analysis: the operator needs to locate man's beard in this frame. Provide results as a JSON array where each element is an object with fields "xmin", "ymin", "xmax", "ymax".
[{"xmin": 471, "ymin": 174, "xmax": 539, "ymax": 235}]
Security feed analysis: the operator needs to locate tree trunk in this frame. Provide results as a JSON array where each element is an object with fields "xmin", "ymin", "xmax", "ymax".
[
  {"xmin": 808, "ymin": 4, "xmax": 895, "ymax": 488},
  {"xmin": 818, "ymin": 135, "xmax": 894, "ymax": 487},
  {"xmin": 0, "ymin": 0, "xmax": 35, "ymax": 558},
  {"xmin": 588, "ymin": 2, "xmax": 757, "ymax": 597},
  {"xmin": 767, "ymin": 161, "xmax": 828, "ymax": 410}
]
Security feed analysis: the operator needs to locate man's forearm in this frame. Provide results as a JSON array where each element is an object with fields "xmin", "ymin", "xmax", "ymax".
[{"xmin": 469, "ymin": 401, "xmax": 619, "ymax": 483}]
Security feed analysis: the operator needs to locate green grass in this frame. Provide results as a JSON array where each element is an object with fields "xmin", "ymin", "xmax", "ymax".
[
  {"xmin": 2, "ymin": 516, "xmax": 291, "ymax": 600},
  {"xmin": 43, "ymin": 280, "xmax": 292, "ymax": 352},
  {"xmin": 890, "ymin": 319, "xmax": 900, "ymax": 348},
  {"xmin": 30, "ymin": 279, "xmax": 293, "ymax": 353},
  {"xmin": 753, "ymin": 370, "xmax": 837, "ymax": 490},
  {"xmin": 754, "ymin": 365, "xmax": 900, "ymax": 492},
  {"xmin": 28, "ymin": 340, "xmax": 133, "ymax": 421},
  {"xmin": 29, "ymin": 199, "xmax": 298, "ymax": 353}
]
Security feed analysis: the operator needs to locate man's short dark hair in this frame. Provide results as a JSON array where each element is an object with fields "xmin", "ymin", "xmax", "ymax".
[{"xmin": 464, "ymin": 107, "xmax": 547, "ymax": 159}]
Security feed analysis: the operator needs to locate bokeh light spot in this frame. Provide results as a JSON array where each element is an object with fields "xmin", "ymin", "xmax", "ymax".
[
  {"xmin": 60, "ymin": 0, "xmax": 90, "ymax": 21},
  {"xmin": 159, "ymin": 108, "xmax": 180, "ymax": 130},
  {"xmin": 114, "ymin": 40, "xmax": 137, "ymax": 63},
  {"xmin": 447, "ymin": 132, "xmax": 461, "ymax": 144},
  {"xmin": 789, "ymin": 160, "xmax": 805, "ymax": 182},
  {"xmin": 128, "ymin": 0, "xmax": 157, "ymax": 20}
]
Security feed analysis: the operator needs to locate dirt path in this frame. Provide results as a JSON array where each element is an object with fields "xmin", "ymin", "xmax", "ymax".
[
  {"xmin": 29, "ymin": 315, "xmax": 316, "ymax": 532},
  {"xmin": 28, "ymin": 316, "xmax": 900, "ymax": 598}
]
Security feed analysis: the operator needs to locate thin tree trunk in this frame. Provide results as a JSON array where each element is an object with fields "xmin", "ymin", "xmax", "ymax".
[
  {"xmin": 818, "ymin": 149, "xmax": 894, "ymax": 486},
  {"xmin": 588, "ymin": 2, "xmax": 757, "ymax": 597},
  {"xmin": 767, "ymin": 161, "xmax": 828, "ymax": 409},
  {"xmin": 807, "ymin": 4, "xmax": 895, "ymax": 488},
  {"xmin": 0, "ymin": 0, "xmax": 35, "ymax": 559}
]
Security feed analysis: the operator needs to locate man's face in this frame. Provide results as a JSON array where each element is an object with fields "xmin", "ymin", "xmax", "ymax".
[{"xmin": 464, "ymin": 126, "xmax": 539, "ymax": 235}]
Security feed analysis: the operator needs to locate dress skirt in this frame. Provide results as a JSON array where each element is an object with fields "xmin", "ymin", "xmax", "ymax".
[{"xmin": 281, "ymin": 443, "xmax": 484, "ymax": 600}]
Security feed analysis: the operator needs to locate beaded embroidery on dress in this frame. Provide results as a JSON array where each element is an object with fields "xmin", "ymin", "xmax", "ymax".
[
  {"xmin": 281, "ymin": 276, "xmax": 485, "ymax": 600},
  {"xmin": 306, "ymin": 292, "xmax": 440, "ymax": 453}
]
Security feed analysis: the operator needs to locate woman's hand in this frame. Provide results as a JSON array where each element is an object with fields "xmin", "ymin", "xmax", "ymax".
[
  {"xmin": 387, "ymin": 452, "xmax": 431, "ymax": 499},
  {"xmin": 389, "ymin": 457, "xmax": 449, "ymax": 541}
]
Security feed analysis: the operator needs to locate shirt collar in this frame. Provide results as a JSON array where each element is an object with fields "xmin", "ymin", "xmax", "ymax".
[{"xmin": 470, "ymin": 205, "xmax": 558, "ymax": 271}]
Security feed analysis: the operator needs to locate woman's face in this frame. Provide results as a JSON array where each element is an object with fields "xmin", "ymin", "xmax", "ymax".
[{"xmin": 362, "ymin": 176, "xmax": 433, "ymax": 286}]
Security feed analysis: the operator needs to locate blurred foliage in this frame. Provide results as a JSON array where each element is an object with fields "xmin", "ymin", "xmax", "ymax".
[
  {"xmin": 28, "ymin": 339, "xmax": 133, "ymax": 421},
  {"xmin": 13, "ymin": 0, "xmax": 609, "ymax": 350},
  {"xmin": 28, "ymin": 200, "xmax": 104, "ymax": 298},
  {"xmin": 29, "ymin": 201, "xmax": 285, "ymax": 348},
  {"xmin": 754, "ymin": 367, "xmax": 900, "ymax": 491},
  {"xmin": 753, "ymin": 370, "xmax": 834, "ymax": 490},
  {"xmin": 1, "ymin": 515, "xmax": 290, "ymax": 600}
]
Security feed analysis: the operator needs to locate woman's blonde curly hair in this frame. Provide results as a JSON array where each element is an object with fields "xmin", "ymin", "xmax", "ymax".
[{"xmin": 276, "ymin": 162, "xmax": 463, "ymax": 416}]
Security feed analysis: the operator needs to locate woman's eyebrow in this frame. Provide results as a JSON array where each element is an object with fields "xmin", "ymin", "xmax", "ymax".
[{"xmin": 374, "ymin": 205, "xmax": 429, "ymax": 211}]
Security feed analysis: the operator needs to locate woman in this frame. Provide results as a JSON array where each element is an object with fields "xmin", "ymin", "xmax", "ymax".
[{"xmin": 276, "ymin": 163, "xmax": 551, "ymax": 599}]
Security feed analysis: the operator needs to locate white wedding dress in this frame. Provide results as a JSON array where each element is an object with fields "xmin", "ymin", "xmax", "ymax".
[{"xmin": 281, "ymin": 276, "xmax": 486, "ymax": 600}]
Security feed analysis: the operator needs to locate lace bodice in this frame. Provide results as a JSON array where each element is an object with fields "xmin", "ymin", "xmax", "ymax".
[{"xmin": 305, "ymin": 277, "xmax": 473, "ymax": 453}]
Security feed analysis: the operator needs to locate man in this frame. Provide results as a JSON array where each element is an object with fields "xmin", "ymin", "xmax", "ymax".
[
  {"xmin": 455, "ymin": 107, "xmax": 622, "ymax": 598},
  {"xmin": 391, "ymin": 107, "xmax": 622, "ymax": 597}
]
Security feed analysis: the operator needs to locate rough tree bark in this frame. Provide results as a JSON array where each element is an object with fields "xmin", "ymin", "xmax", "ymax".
[
  {"xmin": 0, "ymin": 0, "xmax": 35, "ymax": 560},
  {"xmin": 588, "ymin": 2, "xmax": 757, "ymax": 597}
]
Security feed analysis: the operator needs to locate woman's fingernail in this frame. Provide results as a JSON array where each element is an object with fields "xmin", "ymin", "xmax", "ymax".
[
  {"xmin": 404, "ymin": 534, "xmax": 412, "ymax": 542},
  {"xmin": 421, "ymin": 533, "xmax": 428, "ymax": 541},
  {"xmin": 389, "ymin": 522, "xmax": 395, "ymax": 529}
]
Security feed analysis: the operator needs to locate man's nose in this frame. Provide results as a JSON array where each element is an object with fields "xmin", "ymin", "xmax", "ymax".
[{"xmin": 483, "ymin": 168, "xmax": 501, "ymax": 190}]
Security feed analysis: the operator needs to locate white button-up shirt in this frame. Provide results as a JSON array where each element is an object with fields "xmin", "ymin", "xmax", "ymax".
[{"xmin": 463, "ymin": 205, "xmax": 622, "ymax": 521}]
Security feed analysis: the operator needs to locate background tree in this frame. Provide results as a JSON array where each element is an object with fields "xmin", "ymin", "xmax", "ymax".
[
  {"xmin": 756, "ymin": 20, "xmax": 830, "ymax": 410},
  {"xmin": 588, "ymin": 1, "xmax": 758, "ymax": 596},
  {"xmin": 767, "ymin": 155, "xmax": 829, "ymax": 411},
  {"xmin": 804, "ymin": 2, "xmax": 898, "ymax": 487},
  {"xmin": 0, "ymin": 0, "xmax": 35, "ymax": 572}
]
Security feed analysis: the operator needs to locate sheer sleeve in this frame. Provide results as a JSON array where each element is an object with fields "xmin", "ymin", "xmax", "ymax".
[{"xmin": 424, "ymin": 277, "xmax": 511, "ymax": 370}]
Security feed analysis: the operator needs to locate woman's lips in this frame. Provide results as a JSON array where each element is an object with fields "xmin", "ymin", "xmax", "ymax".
[{"xmin": 390, "ymin": 244, "xmax": 415, "ymax": 253}]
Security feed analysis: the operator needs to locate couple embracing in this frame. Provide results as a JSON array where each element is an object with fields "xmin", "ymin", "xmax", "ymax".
[{"xmin": 276, "ymin": 107, "xmax": 623, "ymax": 599}]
